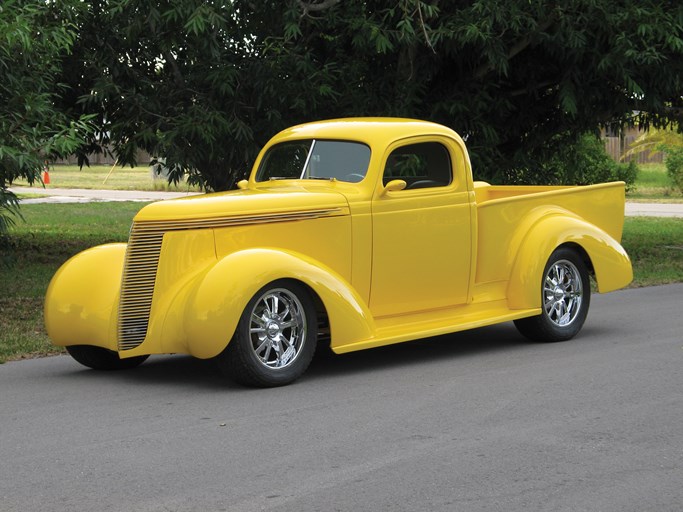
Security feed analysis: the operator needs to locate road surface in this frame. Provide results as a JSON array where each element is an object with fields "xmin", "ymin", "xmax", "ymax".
[
  {"xmin": 625, "ymin": 202, "xmax": 683, "ymax": 218},
  {"xmin": 1, "ymin": 284, "xmax": 682, "ymax": 512},
  {"xmin": 11, "ymin": 186, "xmax": 199, "ymax": 203}
]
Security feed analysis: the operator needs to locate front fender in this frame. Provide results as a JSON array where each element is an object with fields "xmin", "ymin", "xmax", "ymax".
[
  {"xmin": 507, "ymin": 215, "xmax": 632, "ymax": 309},
  {"xmin": 166, "ymin": 248, "xmax": 375, "ymax": 359},
  {"xmin": 44, "ymin": 244, "xmax": 126, "ymax": 350}
]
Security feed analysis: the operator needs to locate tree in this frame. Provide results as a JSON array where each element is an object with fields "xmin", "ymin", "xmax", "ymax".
[
  {"xmin": 0, "ymin": 0, "xmax": 93, "ymax": 246},
  {"xmin": 60, "ymin": 0, "xmax": 683, "ymax": 190}
]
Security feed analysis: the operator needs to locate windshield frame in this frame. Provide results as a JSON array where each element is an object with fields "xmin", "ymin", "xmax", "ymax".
[{"xmin": 255, "ymin": 139, "xmax": 372, "ymax": 183}]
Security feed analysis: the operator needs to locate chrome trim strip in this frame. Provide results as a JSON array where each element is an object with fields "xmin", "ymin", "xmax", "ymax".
[{"xmin": 130, "ymin": 208, "xmax": 343, "ymax": 232}]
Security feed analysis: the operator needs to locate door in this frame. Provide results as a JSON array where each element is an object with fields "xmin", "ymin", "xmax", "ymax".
[{"xmin": 370, "ymin": 139, "xmax": 472, "ymax": 317}]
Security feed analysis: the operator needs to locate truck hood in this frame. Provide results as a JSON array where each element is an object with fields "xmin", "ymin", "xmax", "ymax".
[{"xmin": 134, "ymin": 184, "xmax": 350, "ymax": 223}]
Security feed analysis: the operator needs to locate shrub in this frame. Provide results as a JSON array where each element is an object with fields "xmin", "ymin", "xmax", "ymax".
[
  {"xmin": 550, "ymin": 133, "xmax": 639, "ymax": 189},
  {"xmin": 616, "ymin": 160, "xmax": 639, "ymax": 191},
  {"xmin": 544, "ymin": 133, "xmax": 638, "ymax": 189},
  {"xmin": 503, "ymin": 133, "xmax": 638, "ymax": 189},
  {"xmin": 662, "ymin": 146, "xmax": 683, "ymax": 194}
]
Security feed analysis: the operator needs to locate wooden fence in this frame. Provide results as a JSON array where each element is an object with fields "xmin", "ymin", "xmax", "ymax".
[{"xmin": 603, "ymin": 134, "xmax": 664, "ymax": 164}]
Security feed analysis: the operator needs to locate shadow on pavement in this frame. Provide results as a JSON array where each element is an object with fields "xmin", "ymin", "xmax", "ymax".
[
  {"xmin": 306, "ymin": 322, "xmax": 530, "ymax": 379},
  {"xmin": 58, "ymin": 322, "xmax": 539, "ymax": 390}
]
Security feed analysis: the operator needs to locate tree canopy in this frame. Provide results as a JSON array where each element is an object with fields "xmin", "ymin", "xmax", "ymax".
[
  {"xmin": 0, "ymin": 0, "xmax": 93, "ymax": 245},
  {"xmin": 19, "ymin": 1, "xmax": 683, "ymax": 191}
]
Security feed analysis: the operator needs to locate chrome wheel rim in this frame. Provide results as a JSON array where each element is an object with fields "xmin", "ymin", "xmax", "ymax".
[
  {"xmin": 543, "ymin": 259, "xmax": 583, "ymax": 327},
  {"xmin": 248, "ymin": 288, "xmax": 306, "ymax": 370}
]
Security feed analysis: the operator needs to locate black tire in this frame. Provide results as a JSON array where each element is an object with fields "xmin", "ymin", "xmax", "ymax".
[
  {"xmin": 215, "ymin": 280, "xmax": 318, "ymax": 387},
  {"xmin": 514, "ymin": 247, "xmax": 591, "ymax": 342},
  {"xmin": 66, "ymin": 345, "xmax": 149, "ymax": 371}
]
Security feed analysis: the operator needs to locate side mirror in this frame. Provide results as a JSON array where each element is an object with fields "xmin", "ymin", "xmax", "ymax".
[
  {"xmin": 382, "ymin": 179, "xmax": 407, "ymax": 195},
  {"xmin": 237, "ymin": 179, "xmax": 249, "ymax": 190}
]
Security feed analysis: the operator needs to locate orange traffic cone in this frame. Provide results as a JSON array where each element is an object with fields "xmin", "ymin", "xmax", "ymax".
[{"xmin": 43, "ymin": 170, "xmax": 51, "ymax": 185}]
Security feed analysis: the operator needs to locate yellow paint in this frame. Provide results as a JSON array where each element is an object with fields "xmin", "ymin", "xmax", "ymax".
[
  {"xmin": 45, "ymin": 118, "xmax": 633, "ymax": 361},
  {"xmin": 44, "ymin": 244, "xmax": 125, "ymax": 351}
]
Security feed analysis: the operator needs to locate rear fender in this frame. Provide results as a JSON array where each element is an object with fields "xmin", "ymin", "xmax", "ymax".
[
  {"xmin": 174, "ymin": 248, "xmax": 375, "ymax": 359},
  {"xmin": 507, "ymin": 215, "xmax": 632, "ymax": 309}
]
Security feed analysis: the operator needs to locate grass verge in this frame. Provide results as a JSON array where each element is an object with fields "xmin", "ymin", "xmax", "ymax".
[
  {"xmin": 1, "ymin": 202, "xmax": 147, "ymax": 363},
  {"xmin": 13, "ymin": 164, "xmax": 202, "ymax": 192},
  {"xmin": 627, "ymin": 163, "xmax": 683, "ymax": 202},
  {"xmin": 622, "ymin": 217, "xmax": 683, "ymax": 287},
  {"xmin": 0, "ymin": 205, "xmax": 681, "ymax": 362}
]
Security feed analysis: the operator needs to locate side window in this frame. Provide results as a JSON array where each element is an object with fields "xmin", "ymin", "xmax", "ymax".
[{"xmin": 382, "ymin": 142, "xmax": 452, "ymax": 189}]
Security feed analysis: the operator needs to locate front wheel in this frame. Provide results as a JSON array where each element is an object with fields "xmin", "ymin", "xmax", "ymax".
[
  {"xmin": 66, "ymin": 345, "xmax": 149, "ymax": 370},
  {"xmin": 215, "ymin": 281, "xmax": 317, "ymax": 387},
  {"xmin": 514, "ymin": 247, "xmax": 591, "ymax": 342}
]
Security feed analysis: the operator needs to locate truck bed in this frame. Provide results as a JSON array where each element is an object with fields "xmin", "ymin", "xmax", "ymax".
[{"xmin": 473, "ymin": 181, "xmax": 627, "ymax": 286}]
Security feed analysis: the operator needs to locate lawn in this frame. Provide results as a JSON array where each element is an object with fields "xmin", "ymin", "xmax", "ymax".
[
  {"xmin": 1, "ymin": 202, "xmax": 146, "ymax": 362},
  {"xmin": 621, "ymin": 217, "xmax": 683, "ymax": 287},
  {"xmin": 12, "ymin": 164, "xmax": 202, "ymax": 192},
  {"xmin": 1, "ymin": 201, "xmax": 681, "ymax": 362},
  {"xmin": 627, "ymin": 163, "xmax": 683, "ymax": 202}
]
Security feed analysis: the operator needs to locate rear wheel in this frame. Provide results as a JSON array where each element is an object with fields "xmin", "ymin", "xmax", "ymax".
[
  {"xmin": 66, "ymin": 345, "xmax": 149, "ymax": 370},
  {"xmin": 514, "ymin": 247, "xmax": 591, "ymax": 342},
  {"xmin": 215, "ymin": 281, "xmax": 317, "ymax": 387}
]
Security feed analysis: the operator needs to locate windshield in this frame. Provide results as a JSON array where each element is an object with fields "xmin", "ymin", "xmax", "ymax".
[{"xmin": 255, "ymin": 140, "xmax": 371, "ymax": 183}]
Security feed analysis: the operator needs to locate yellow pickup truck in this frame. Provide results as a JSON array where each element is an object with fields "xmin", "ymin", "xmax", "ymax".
[{"xmin": 45, "ymin": 118, "xmax": 632, "ymax": 387}]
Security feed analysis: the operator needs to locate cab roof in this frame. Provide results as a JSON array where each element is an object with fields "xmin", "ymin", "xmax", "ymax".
[{"xmin": 269, "ymin": 118, "xmax": 463, "ymax": 149}]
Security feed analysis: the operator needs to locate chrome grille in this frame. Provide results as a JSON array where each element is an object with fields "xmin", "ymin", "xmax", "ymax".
[
  {"xmin": 117, "ymin": 208, "xmax": 342, "ymax": 351},
  {"xmin": 117, "ymin": 224, "xmax": 164, "ymax": 350}
]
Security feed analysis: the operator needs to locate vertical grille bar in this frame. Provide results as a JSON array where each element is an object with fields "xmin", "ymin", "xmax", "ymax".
[{"xmin": 117, "ymin": 223, "xmax": 164, "ymax": 350}]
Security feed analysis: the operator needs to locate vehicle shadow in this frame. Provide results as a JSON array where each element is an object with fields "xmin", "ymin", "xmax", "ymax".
[
  {"xmin": 61, "ymin": 322, "xmax": 532, "ymax": 390},
  {"xmin": 61, "ymin": 353, "xmax": 240, "ymax": 391},
  {"xmin": 305, "ymin": 322, "xmax": 531, "ymax": 380}
]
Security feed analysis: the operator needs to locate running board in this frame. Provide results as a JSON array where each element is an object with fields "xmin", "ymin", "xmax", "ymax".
[{"xmin": 332, "ymin": 300, "xmax": 541, "ymax": 354}]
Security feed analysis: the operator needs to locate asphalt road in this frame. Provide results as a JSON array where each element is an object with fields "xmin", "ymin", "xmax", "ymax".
[{"xmin": 1, "ymin": 284, "xmax": 682, "ymax": 512}]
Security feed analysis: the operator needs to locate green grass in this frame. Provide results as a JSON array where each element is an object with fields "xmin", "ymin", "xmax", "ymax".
[
  {"xmin": 15, "ymin": 193, "xmax": 49, "ymax": 200},
  {"xmin": 621, "ymin": 217, "xmax": 683, "ymax": 287},
  {"xmin": 13, "ymin": 164, "xmax": 201, "ymax": 192},
  {"xmin": 627, "ymin": 163, "xmax": 683, "ymax": 202},
  {"xmin": 1, "ymin": 202, "xmax": 147, "ymax": 362},
  {"xmin": 1, "ymin": 204, "xmax": 681, "ymax": 362}
]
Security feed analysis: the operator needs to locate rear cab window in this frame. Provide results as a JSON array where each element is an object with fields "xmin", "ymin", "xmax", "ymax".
[{"xmin": 382, "ymin": 142, "xmax": 452, "ymax": 189}]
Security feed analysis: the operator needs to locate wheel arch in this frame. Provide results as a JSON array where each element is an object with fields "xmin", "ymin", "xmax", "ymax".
[
  {"xmin": 180, "ymin": 248, "xmax": 375, "ymax": 359},
  {"xmin": 507, "ymin": 215, "xmax": 632, "ymax": 310},
  {"xmin": 292, "ymin": 279, "xmax": 331, "ymax": 349},
  {"xmin": 561, "ymin": 241, "xmax": 594, "ymax": 275}
]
